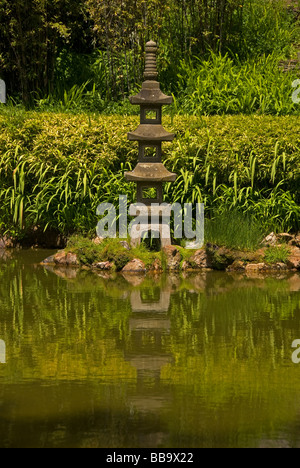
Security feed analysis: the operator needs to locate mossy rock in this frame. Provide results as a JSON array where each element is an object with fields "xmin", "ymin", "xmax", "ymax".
[{"xmin": 206, "ymin": 245, "xmax": 237, "ymax": 270}]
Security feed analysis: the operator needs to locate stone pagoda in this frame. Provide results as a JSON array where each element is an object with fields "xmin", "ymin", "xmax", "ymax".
[{"xmin": 125, "ymin": 41, "xmax": 177, "ymax": 247}]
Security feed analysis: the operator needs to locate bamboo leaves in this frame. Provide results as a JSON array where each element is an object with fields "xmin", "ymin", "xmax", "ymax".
[
  {"xmin": 0, "ymin": 111, "xmax": 299, "ymax": 238},
  {"xmin": 176, "ymin": 52, "xmax": 300, "ymax": 116}
]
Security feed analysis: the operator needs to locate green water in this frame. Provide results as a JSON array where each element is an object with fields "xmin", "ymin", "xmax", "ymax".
[{"xmin": 0, "ymin": 249, "xmax": 300, "ymax": 448}]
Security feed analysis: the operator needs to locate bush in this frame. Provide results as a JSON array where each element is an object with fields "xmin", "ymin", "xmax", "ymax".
[
  {"xmin": 66, "ymin": 236, "xmax": 133, "ymax": 269},
  {"xmin": 0, "ymin": 109, "xmax": 299, "ymax": 240}
]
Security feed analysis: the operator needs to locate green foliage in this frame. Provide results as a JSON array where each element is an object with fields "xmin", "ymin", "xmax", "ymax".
[
  {"xmin": 67, "ymin": 236, "xmax": 133, "ymax": 269},
  {"xmin": 66, "ymin": 235, "xmax": 105, "ymax": 265},
  {"xmin": 0, "ymin": 110, "xmax": 299, "ymax": 240},
  {"xmin": 264, "ymin": 245, "xmax": 291, "ymax": 264},
  {"xmin": 239, "ymin": 0, "xmax": 299, "ymax": 58},
  {"xmin": 176, "ymin": 52, "xmax": 300, "ymax": 116},
  {"xmin": 66, "ymin": 235, "xmax": 160, "ymax": 270},
  {"xmin": 0, "ymin": 0, "xmax": 90, "ymax": 105},
  {"xmin": 99, "ymin": 239, "xmax": 132, "ymax": 270},
  {"xmin": 205, "ymin": 210, "xmax": 265, "ymax": 251},
  {"xmin": 131, "ymin": 242, "xmax": 162, "ymax": 267},
  {"xmin": 1, "ymin": 0, "xmax": 299, "ymax": 106},
  {"xmin": 33, "ymin": 50, "xmax": 300, "ymax": 117},
  {"xmin": 164, "ymin": 115, "xmax": 300, "ymax": 232}
]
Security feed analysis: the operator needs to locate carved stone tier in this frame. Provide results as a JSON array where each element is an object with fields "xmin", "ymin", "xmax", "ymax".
[
  {"xmin": 144, "ymin": 40, "xmax": 159, "ymax": 81},
  {"xmin": 130, "ymin": 81, "xmax": 173, "ymax": 106},
  {"xmin": 127, "ymin": 124, "xmax": 175, "ymax": 142},
  {"xmin": 125, "ymin": 163, "xmax": 176, "ymax": 182}
]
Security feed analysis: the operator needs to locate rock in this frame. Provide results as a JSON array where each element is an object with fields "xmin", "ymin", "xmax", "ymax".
[
  {"xmin": 289, "ymin": 234, "xmax": 300, "ymax": 248},
  {"xmin": 206, "ymin": 245, "xmax": 235, "ymax": 270},
  {"xmin": 149, "ymin": 258, "xmax": 163, "ymax": 272},
  {"xmin": 162, "ymin": 246, "xmax": 182, "ymax": 270},
  {"xmin": 190, "ymin": 249, "xmax": 213, "ymax": 269},
  {"xmin": 181, "ymin": 260, "xmax": 192, "ymax": 271},
  {"xmin": 182, "ymin": 250, "xmax": 213, "ymax": 270},
  {"xmin": 277, "ymin": 233, "xmax": 294, "ymax": 243},
  {"xmin": 0, "ymin": 236, "xmax": 14, "ymax": 249},
  {"xmin": 53, "ymin": 250, "xmax": 80, "ymax": 266},
  {"xmin": 275, "ymin": 262, "xmax": 289, "ymax": 270},
  {"xmin": 287, "ymin": 246, "xmax": 300, "ymax": 270},
  {"xmin": 262, "ymin": 232, "xmax": 277, "ymax": 246},
  {"xmin": 41, "ymin": 255, "xmax": 55, "ymax": 265},
  {"xmin": 122, "ymin": 258, "xmax": 146, "ymax": 273},
  {"xmin": 119, "ymin": 241, "xmax": 131, "ymax": 251},
  {"xmin": 92, "ymin": 237, "xmax": 104, "ymax": 245},
  {"xmin": 66, "ymin": 252, "xmax": 80, "ymax": 266},
  {"xmin": 93, "ymin": 261, "xmax": 114, "ymax": 271},
  {"xmin": 226, "ymin": 260, "xmax": 246, "ymax": 272},
  {"xmin": 245, "ymin": 263, "xmax": 269, "ymax": 272},
  {"xmin": 53, "ymin": 251, "xmax": 67, "ymax": 265}
]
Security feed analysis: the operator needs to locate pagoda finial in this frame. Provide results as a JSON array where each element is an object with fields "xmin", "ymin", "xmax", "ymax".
[{"xmin": 144, "ymin": 40, "xmax": 158, "ymax": 81}]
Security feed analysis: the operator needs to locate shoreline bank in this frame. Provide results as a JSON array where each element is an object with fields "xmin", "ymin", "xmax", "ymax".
[
  {"xmin": 41, "ymin": 232, "xmax": 300, "ymax": 274},
  {"xmin": 1, "ymin": 232, "xmax": 299, "ymax": 274}
]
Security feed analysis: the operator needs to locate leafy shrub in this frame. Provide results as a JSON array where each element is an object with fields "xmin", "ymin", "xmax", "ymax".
[
  {"xmin": 67, "ymin": 236, "xmax": 133, "ymax": 269},
  {"xmin": 99, "ymin": 239, "xmax": 132, "ymax": 270},
  {"xmin": 0, "ymin": 110, "xmax": 299, "ymax": 240}
]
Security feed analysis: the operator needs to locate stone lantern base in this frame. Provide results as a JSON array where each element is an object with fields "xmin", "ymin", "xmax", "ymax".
[{"xmin": 129, "ymin": 204, "xmax": 172, "ymax": 248}]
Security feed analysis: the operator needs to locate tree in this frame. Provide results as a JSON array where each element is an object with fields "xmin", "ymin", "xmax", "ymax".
[{"xmin": 0, "ymin": 0, "xmax": 90, "ymax": 105}]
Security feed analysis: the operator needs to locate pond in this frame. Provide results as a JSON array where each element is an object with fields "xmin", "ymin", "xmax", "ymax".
[{"xmin": 0, "ymin": 249, "xmax": 300, "ymax": 448}]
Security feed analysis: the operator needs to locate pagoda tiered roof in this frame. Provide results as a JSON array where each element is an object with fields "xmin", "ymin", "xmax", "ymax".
[
  {"xmin": 124, "ymin": 163, "xmax": 177, "ymax": 182},
  {"xmin": 127, "ymin": 124, "xmax": 175, "ymax": 142},
  {"xmin": 130, "ymin": 81, "xmax": 173, "ymax": 106}
]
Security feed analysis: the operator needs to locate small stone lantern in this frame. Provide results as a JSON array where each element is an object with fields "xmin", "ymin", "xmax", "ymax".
[{"xmin": 125, "ymin": 41, "xmax": 177, "ymax": 247}]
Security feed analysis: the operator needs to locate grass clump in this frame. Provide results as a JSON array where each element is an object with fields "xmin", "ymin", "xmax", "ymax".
[
  {"xmin": 205, "ymin": 210, "xmax": 265, "ymax": 251},
  {"xmin": 66, "ymin": 235, "xmax": 103, "ymax": 265},
  {"xmin": 66, "ymin": 236, "xmax": 133, "ymax": 270},
  {"xmin": 132, "ymin": 242, "xmax": 161, "ymax": 269},
  {"xmin": 66, "ymin": 235, "xmax": 162, "ymax": 271},
  {"xmin": 264, "ymin": 245, "xmax": 290, "ymax": 264},
  {"xmin": 99, "ymin": 239, "xmax": 133, "ymax": 271}
]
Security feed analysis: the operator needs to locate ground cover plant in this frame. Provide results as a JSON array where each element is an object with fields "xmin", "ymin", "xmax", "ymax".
[
  {"xmin": 66, "ymin": 235, "xmax": 161, "ymax": 270},
  {"xmin": 264, "ymin": 245, "xmax": 291, "ymax": 264}
]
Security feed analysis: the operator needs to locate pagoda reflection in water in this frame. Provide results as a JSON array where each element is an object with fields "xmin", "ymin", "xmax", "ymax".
[
  {"xmin": 124, "ymin": 280, "xmax": 174, "ymax": 447},
  {"xmin": 0, "ymin": 339, "xmax": 6, "ymax": 364}
]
